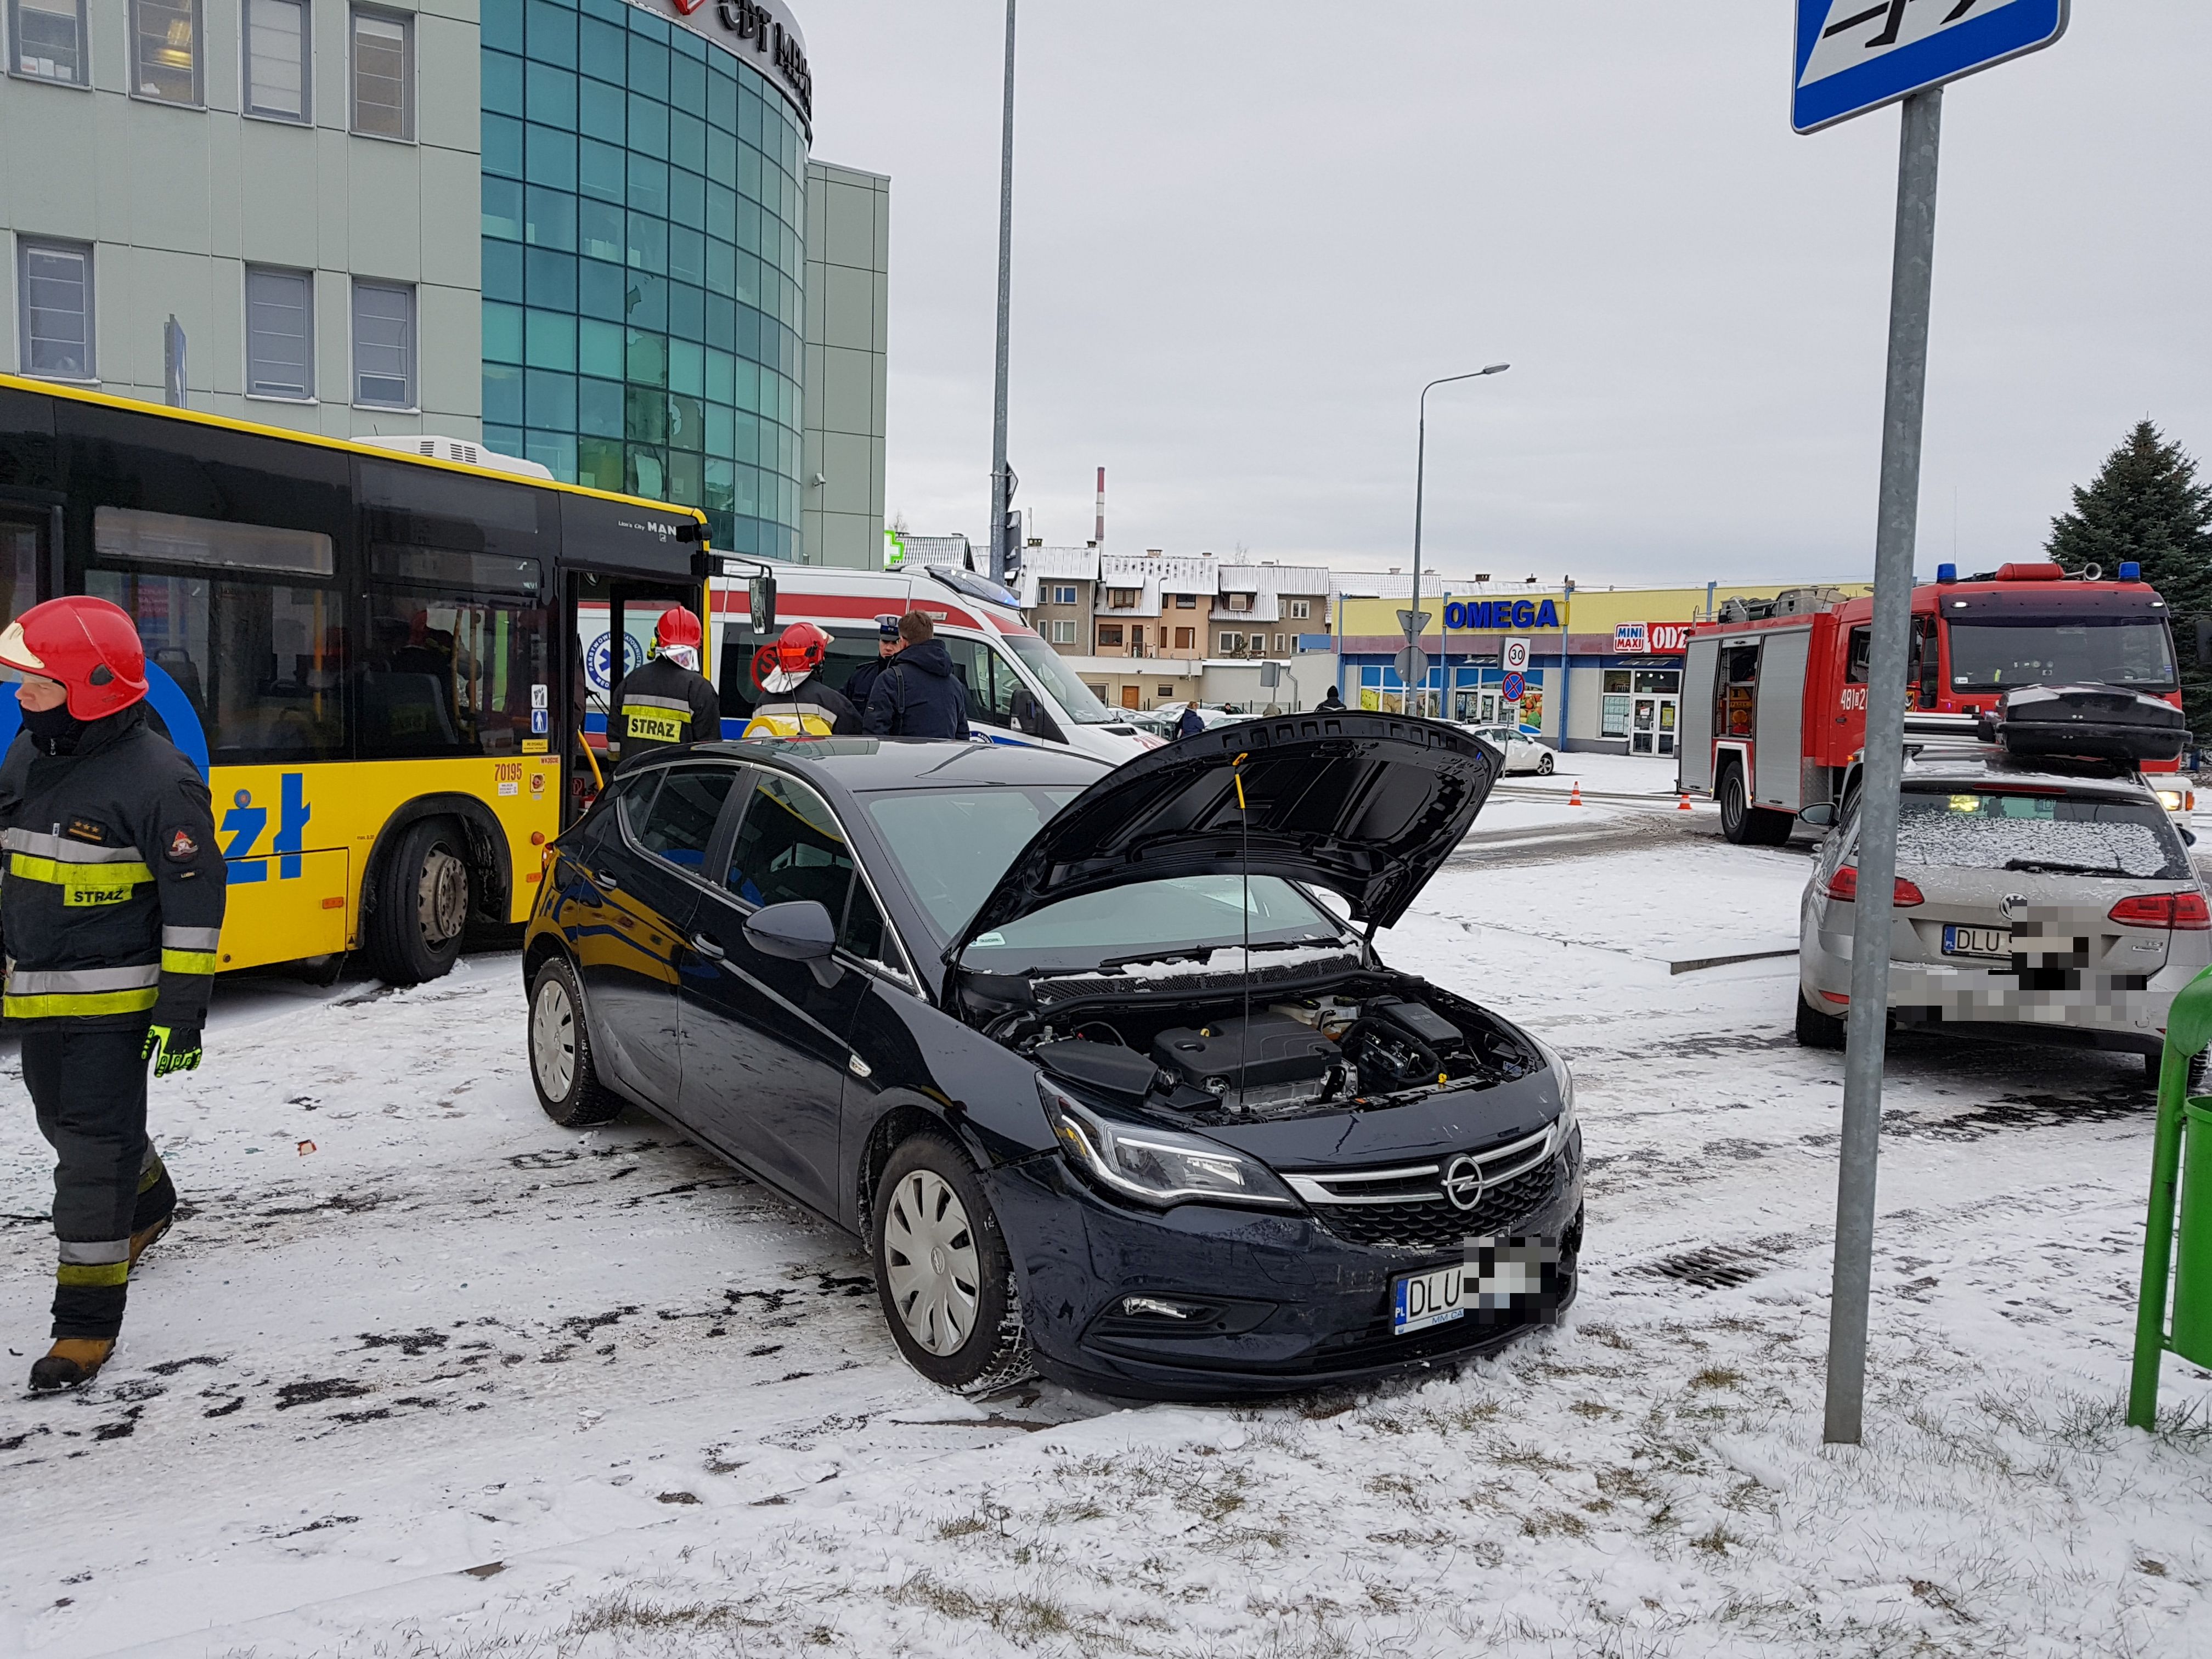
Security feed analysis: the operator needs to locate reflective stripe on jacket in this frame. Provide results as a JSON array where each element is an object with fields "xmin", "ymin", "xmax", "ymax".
[
  {"xmin": 0, "ymin": 704, "xmax": 227, "ymax": 1028},
  {"xmin": 610, "ymin": 655, "xmax": 721, "ymax": 772}
]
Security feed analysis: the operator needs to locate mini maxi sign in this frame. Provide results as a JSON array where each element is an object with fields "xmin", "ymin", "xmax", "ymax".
[{"xmin": 1793, "ymin": 0, "xmax": 2068, "ymax": 133}]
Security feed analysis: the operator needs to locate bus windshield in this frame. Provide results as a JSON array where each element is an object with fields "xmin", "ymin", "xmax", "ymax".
[
  {"xmin": 1002, "ymin": 633, "xmax": 1119, "ymax": 725},
  {"xmin": 1946, "ymin": 616, "xmax": 2177, "ymax": 692}
]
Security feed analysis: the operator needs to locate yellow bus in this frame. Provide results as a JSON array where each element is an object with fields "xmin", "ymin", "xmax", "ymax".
[{"xmin": 0, "ymin": 372, "xmax": 713, "ymax": 984}]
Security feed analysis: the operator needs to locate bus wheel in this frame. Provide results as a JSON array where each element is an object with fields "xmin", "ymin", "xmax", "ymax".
[{"xmin": 364, "ymin": 817, "xmax": 471, "ymax": 984}]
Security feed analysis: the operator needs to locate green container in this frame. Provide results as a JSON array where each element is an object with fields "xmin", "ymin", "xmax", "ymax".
[{"xmin": 2174, "ymin": 1097, "xmax": 2212, "ymax": 1368}]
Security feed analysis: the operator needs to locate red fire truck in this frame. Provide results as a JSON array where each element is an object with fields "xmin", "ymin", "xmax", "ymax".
[{"xmin": 1679, "ymin": 560, "xmax": 2188, "ymax": 844}]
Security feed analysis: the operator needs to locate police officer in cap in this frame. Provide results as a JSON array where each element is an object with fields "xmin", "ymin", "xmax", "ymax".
[
  {"xmin": 0, "ymin": 597, "xmax": 225, "ymax": 1392},
  {"xmin": 610, "ymin": 605, "xmax": 721, "ymax": 772}
]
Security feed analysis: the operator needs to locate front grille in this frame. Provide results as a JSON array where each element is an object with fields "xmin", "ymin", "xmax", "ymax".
[{"xmin": 1310, "ymin": 1159, "xmax": 1564, "ymax": 1252}]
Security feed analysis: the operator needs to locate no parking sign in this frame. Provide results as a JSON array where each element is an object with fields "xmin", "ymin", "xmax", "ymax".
[{"xmin": 1500, "ymin": 670, "xmax": 1526, "ymax": 703}]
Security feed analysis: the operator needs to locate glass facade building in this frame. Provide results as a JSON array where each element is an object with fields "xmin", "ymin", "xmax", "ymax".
[{"xmin": 479, "ymin": 0, "xmax": 808, "ymax": 560}]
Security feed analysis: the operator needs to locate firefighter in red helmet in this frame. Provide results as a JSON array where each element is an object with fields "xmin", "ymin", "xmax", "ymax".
[
  {"xmin": 742, "ymin": 622, "xmax": 861, "ymax": 738},
  {"xmin": 0, "ymin": 596, "xmax": 225, "ymax": 1392},
  {"xmin": 608, "ymin": 605, "xmax": 721, "ymax": 773}
]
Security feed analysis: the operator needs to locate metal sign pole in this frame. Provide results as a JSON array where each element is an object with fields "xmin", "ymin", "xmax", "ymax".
[
  {"xmin": 987, "ymin": 0, "xmax": 1017, "ymax": 584},
  {"xmin": 1824, "ymin": 84, "xmax": 1943, "ymax": 1447}
]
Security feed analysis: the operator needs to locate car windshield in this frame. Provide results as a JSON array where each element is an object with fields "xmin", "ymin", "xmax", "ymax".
[
  {"xmin": 962, "ymin": 874, "xmax": 1342, "ymax": 973},
  {"xmin": 1001, "ymin": 633, "xmax": 1120, "ymax": 725},
  {"xmin": 864, "ymin": 786, "xmax": 1086, "ymax": 942},
  {"xmin": 1889, "ymin": 787, "xmax": 2190, "ymax": 880},
  {"xmin": 1946, "ymin": 617, "xmax": 2177, "ymax": 691}
]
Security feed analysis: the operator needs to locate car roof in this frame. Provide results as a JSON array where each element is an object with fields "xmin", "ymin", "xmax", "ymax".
[
  {"xmin": 670, "ymin": 736, "xmax": 1113, "ymax": 792},
  {"xmin": 1899, "ymin": 742, "xmax": 2161, "ymax": 800}
]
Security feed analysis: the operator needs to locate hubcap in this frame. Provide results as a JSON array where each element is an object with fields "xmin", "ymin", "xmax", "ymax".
[
  {"xmin": 419, "ymin": 844, "xmax": 469, "ymax": 945},
  {"xmin": 531, "ymin": 978, "xmax": 577, "ymax": 1101},
  {"xmin": 882, "ymin": 1169, "xmax": 980, "ymax": 1356}
]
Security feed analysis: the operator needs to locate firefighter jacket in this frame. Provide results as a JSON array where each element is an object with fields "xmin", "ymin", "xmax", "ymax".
[
  {"xmin": 610, "ymin": 654, "xmax": 721, "ymax": 772},
  {"xmin": 0, "ymin": 703, "xmax": 226, "ymax": 1029}
]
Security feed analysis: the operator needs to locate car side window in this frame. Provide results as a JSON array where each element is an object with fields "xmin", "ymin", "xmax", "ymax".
[
  {"xmin": 634, "ymin": 765, "xmax": 743, "ymax": 872},
  {"xmin": 613, "ymin": 774, "xmax": 660, "ymax": 844},
  {"xmin": 725, "ymin": 771, "xmax": 901, "ymax": 971}
]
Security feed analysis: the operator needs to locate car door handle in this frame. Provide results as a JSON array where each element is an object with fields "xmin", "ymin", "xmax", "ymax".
[
  {"xmin": 593, "ymin": 870, "xmax": 620, "ymax": 891},
  {"xmin": 689, "ymin": 933, "xmax": 727, "ymax": 961}
]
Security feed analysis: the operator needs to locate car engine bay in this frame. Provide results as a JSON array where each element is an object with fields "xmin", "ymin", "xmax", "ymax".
[{"xmin": 973, "ymin": 974, "xmax": 1544, "ymax": 1126}]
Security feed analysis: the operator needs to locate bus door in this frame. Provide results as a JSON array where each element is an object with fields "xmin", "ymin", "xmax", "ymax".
[{"xmin": 564, "ymin": 570, "xmax": 703, "ymax": 825}]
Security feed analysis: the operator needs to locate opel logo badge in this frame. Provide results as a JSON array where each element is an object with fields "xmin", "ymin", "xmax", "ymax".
[
  {"xmin": 1441, "ymin": 1154, "xmax": 1485, "ymax": 1212},
  {"xmin": 2001, "ymin": 893, "xmax": 2027, "ymax": 919}
]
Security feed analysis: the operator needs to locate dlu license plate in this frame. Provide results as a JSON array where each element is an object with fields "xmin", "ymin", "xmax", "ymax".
[
  {"xmin": 1391, "ymin": 1265, "xmax": 1465, "ymax": 1335},
  {"xmin": 1943, "ymin": 924, "xmax": 2011, "ymax": 957}
]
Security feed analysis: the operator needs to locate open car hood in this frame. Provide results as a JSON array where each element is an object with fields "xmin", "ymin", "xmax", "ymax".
[{"xmin": 951, "ymin": 715, "xmax": 1502, "ymax": 956}]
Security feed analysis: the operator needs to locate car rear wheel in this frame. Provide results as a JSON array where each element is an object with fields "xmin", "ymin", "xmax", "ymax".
[
  {"xmin": 872, "ymin": 1131, "xmax": 1032, "ymax": 1395},
  {"xmin": 1795, "ymin": 989, "xmax": 1847, "ymax": 1049},
  {"xmin": 528, "ymin": 956, "xmax": 623, "ymax": 1127}
]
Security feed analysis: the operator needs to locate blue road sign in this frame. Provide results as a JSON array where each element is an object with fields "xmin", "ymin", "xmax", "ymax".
[
  {"xmin": 1500, "ymin": 670, "xmax": 1526, "ymax": 703},
  {"xmin": 1793, "ymin": 0, "xmax": 2068, "ymax": 134}
]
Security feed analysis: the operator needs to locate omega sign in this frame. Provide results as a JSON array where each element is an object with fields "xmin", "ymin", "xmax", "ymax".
[{"xmin": 643, "ymin": 0, "xmax": 812, "ymax": 119}]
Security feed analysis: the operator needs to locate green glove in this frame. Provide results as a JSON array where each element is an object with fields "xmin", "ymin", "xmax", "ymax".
[{"xmin": 143, "ymin": 1025, "xmax": 204, "ymax": 1077}]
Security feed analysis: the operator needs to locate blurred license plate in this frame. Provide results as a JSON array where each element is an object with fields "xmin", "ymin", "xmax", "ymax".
[
  {"xmin": 1943, "ymin": 925, "xmax": 2011, "ymax": 957},
  {"xmin": 1391, "ymin": 1265, "xmax": 1464, "ymax": 1335}
]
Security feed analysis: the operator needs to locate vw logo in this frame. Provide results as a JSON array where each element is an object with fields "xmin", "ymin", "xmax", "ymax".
[
  {"xmin": 2000, "ymin": 893, "xmax": 2028, "ymax": 919},
  {"xmin": 1441, "ymin": 1154, "xmax": 1485, "ymax": 1212}
]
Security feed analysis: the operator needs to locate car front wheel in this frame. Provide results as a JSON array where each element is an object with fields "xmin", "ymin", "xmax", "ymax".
[
  {"xmin": 1536, "ymin": 752, "xmax": 1555, "ymax": 775},
  {"xmin": 872, "ymin": 1131, "xmax": 1032, "ymax": 1394}
]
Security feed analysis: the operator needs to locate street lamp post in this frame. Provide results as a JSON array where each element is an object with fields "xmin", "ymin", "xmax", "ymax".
[
  {"xmin": 988, "ymin": 0, "xmax": 1018, "ymax": 583},
  {"xmin": 1410, "ymin": 364, "xmax": 1510, "ymax": 718}
]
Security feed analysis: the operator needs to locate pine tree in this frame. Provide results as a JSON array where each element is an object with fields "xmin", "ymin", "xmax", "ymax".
[{"xmin": 2046, "ymin": 420, "xmax": 2212, "ymax": 736}]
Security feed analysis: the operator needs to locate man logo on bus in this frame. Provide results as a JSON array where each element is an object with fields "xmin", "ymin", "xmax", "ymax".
[{"xmin": 222, "ymin": 774, "xmax": 312, "ymax": 884}]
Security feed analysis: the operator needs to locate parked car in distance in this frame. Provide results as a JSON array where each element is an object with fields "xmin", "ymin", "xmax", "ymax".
[
  {"xmin": 1463, "ymin": 724, "xmax": 1556, "ymax": 776},
  {"xmin": 522, "ymin": 720, "xmax": 1582, "ymax": 1401},
  {"xmin": 1793, "ymin": 742, "xmax": 2210, "ymax": 1078}
]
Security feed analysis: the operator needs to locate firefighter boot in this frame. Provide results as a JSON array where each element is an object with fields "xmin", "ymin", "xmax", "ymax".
[
  {"xmin": 30, "ymin": 1338, "xmax": 115, "ymax": 1392},
  {"xmin": 130, "ymin": 1154, "xmax": 177, "ymax": 1266}
]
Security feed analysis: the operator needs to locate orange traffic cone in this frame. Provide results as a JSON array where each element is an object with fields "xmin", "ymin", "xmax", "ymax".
[
  {"xmin": 1568, "ymin": 781, "xmax": 1583, "ymax": 807},
  {"xmin": 1678, "ymin": 791, "xmax": 1693, "ymax": 811}
]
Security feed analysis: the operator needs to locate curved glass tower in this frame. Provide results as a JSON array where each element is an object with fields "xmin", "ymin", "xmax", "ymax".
[{"xmin": 479, "ymin": 0, "xmax": 808, "ymax": 560}]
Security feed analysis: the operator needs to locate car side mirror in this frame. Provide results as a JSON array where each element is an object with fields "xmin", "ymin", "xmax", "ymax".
[
  {"xmin": 743, "ymin": 899, "xmax": 842, "ymax": 988},
  {"xmin": 748, "ymin": 572, "xmax": 777, "ymax": 635},
  {"xmin": 1798, "ymin": 802, "xmax": 1836, "ymax": 828},
  {"xmin": 2183, "ymin": 827, "xmax": 2199, "ymax": 847}
]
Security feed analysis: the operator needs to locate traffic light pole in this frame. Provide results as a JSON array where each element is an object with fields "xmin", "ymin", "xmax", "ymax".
[
  {"xmin": 988, "ymin": 0, "xmax": 1018, "ymax": 583},
  {"xmin": 1824, "ymin": 84, "xmax": 1942, "ymax": 1447}
]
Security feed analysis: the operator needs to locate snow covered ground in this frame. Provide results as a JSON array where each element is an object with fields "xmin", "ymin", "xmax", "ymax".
[{"xmin": 4, "ymin": 820, "xmax": 2212, "ymax": 1656}]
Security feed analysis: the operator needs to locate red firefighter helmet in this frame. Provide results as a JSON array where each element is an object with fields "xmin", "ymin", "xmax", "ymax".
[
  {"xmin": 0, "ymin": 596, "xmax": 150, "ymax": 721},
  {"xmin": 653, "ymin": 607, "xmax": 703, "ymax": 651},
  {"xmin": 749, "ymin": 622, "xmax": 832, "ymax": 692}
]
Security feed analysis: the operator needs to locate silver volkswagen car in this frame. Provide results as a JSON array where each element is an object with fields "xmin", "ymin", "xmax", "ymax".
[{"xmin": 1795, "ymin": 744, "xmax": 2210, "ymax": 1078}]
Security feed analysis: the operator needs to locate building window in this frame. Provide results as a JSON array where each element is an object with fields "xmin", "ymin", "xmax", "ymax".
[
  {"xmin": 1173, "ymin": 627, "xmax": 1193, "ymax": 650},
  {"xmin": 9, "ymin": 0, "xmax": 88, "ymax": 83},
  {"xmin": 16, "ymin": 239, "xmax": 93, "ymax": 379},
  {"xmin": 1157, "ymin": 684, "xmax": 1173, "ymax": 697},
  {"xmin": 243, "ymin": 0, "xmax": 308, "ymax": 120},
  {"xmin": 1049, "ymin": 584, "xmax": 1076, "ymax": 606},
  {"xmin": 1046, "ymin": 619, "xmax": 1076, "ymax": 645},
  {"xmin": 1105, "ymin": 587, "xmax": 1138, "ymax": 609},
  {"xmin": 1273, "ymin": 633, "xmax": 1288, "ymax": 654},
  {"xmin": 1601, "ymin": 669, "xmax": 1632, "ymax": 695},
  {"xmin": 131, "ymin": 0, "xmax": 201, "ymax": 103},
  {"xmin": 245, "ymin": 267, "xmax": 313, "ymax": 399},
  {"xmin": 1175, "ymin": 593, "xmax": 1195, "ymax": 608},
  {"xmin": 350, "ymin": 7, "xmax": 411, "ymax": 139},
  {"xmin": 1218, "ymin": 631, "xmax": 1244, "ymax": 654},
  {"xmin": 1095, "ymin": 624, "xmax": 1124, "ymax": 649},
  {"xmin": 351, "ymin": 279, "xmax": 415, "ymax": 407},
  {"xmin": 1288, "ymin": 599, "xmax": 1310, "ymax": 621},
  {"xmin": 1600, "ymin": 695, "xmax": 1631, "ymax": 738},
  {"xmin": 1224, "ymin": 592, "xmax": 1252, "ymax": 613}
]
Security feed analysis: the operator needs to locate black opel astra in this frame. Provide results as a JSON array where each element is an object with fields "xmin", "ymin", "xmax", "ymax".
[{"xmin": 522, "ymin": 716, "xmax": 1583, "ymax": 1400}]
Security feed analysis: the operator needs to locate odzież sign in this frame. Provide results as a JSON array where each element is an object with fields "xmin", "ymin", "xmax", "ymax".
[
  {"xmin": 1614, "ymin": 623, "xmax": 1690, "ymax": 654},
  {"xmin": 640, "ymin": 0, "xmax": 812, "ymax": 119}
]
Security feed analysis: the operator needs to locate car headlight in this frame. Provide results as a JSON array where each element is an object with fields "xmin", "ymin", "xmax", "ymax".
[
  {"xmin": 1039, "ymin": 1080, "xmax": 1298, "ymax": 1210},
  {"xmin": 1535, "ymin": 1039, "xmax": 1577, "ymax": 1153},
  {"xmin": 2158, "ymin": 787, "xmax": 2195, "ymax": 815}
]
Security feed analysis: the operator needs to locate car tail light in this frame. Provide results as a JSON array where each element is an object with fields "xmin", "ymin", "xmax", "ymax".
[
  {"xmin": 2109, "ymin": 891, "xmax": 2212, "ymax": 930},
  {"xmin": 1821, "ymin": 866, "xmax": 1923, "ymax": 907}
]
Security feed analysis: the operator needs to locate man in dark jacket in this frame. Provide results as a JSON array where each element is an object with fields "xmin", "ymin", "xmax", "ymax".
[
  {"xmin": 864, "ymin": 612, "xmax": 972, "ymax": 740},
  {"xmin": 1176, "ymin": 704, "xmax": 1207, "ymax": 738},
  {"xmin": 1316, "ymin": 685, "xmax": 1347, "ymax": 713},
  {"xmin": 842, "ymin": 614, "xmax": 901, "ymax": 710},
  {"xmin": 0, "ymin": 597, "xmax": 225, "ymax": 1393},
  {"xmin": 611, "ymin": 606, "xmax": 721, "ymax": 772}
]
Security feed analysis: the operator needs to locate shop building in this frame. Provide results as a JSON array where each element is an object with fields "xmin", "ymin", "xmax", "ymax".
[
  {"xmin": 1, "ymin": 0, "xmax": 883, "ymax": 565},
  {"xmin": 1332, "ymin": 578, "xmax": 1872, "ymax": 754}
]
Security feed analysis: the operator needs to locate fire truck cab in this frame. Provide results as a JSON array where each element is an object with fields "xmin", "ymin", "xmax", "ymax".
[{"xmin": 1680, "ymin": 561, "xmax": 2186, "ymax": 845}]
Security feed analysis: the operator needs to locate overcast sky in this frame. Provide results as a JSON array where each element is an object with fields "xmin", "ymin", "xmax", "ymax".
[{"xmin": 798, "ymin": 2, "xmax": 2212, "ymax": 588}]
